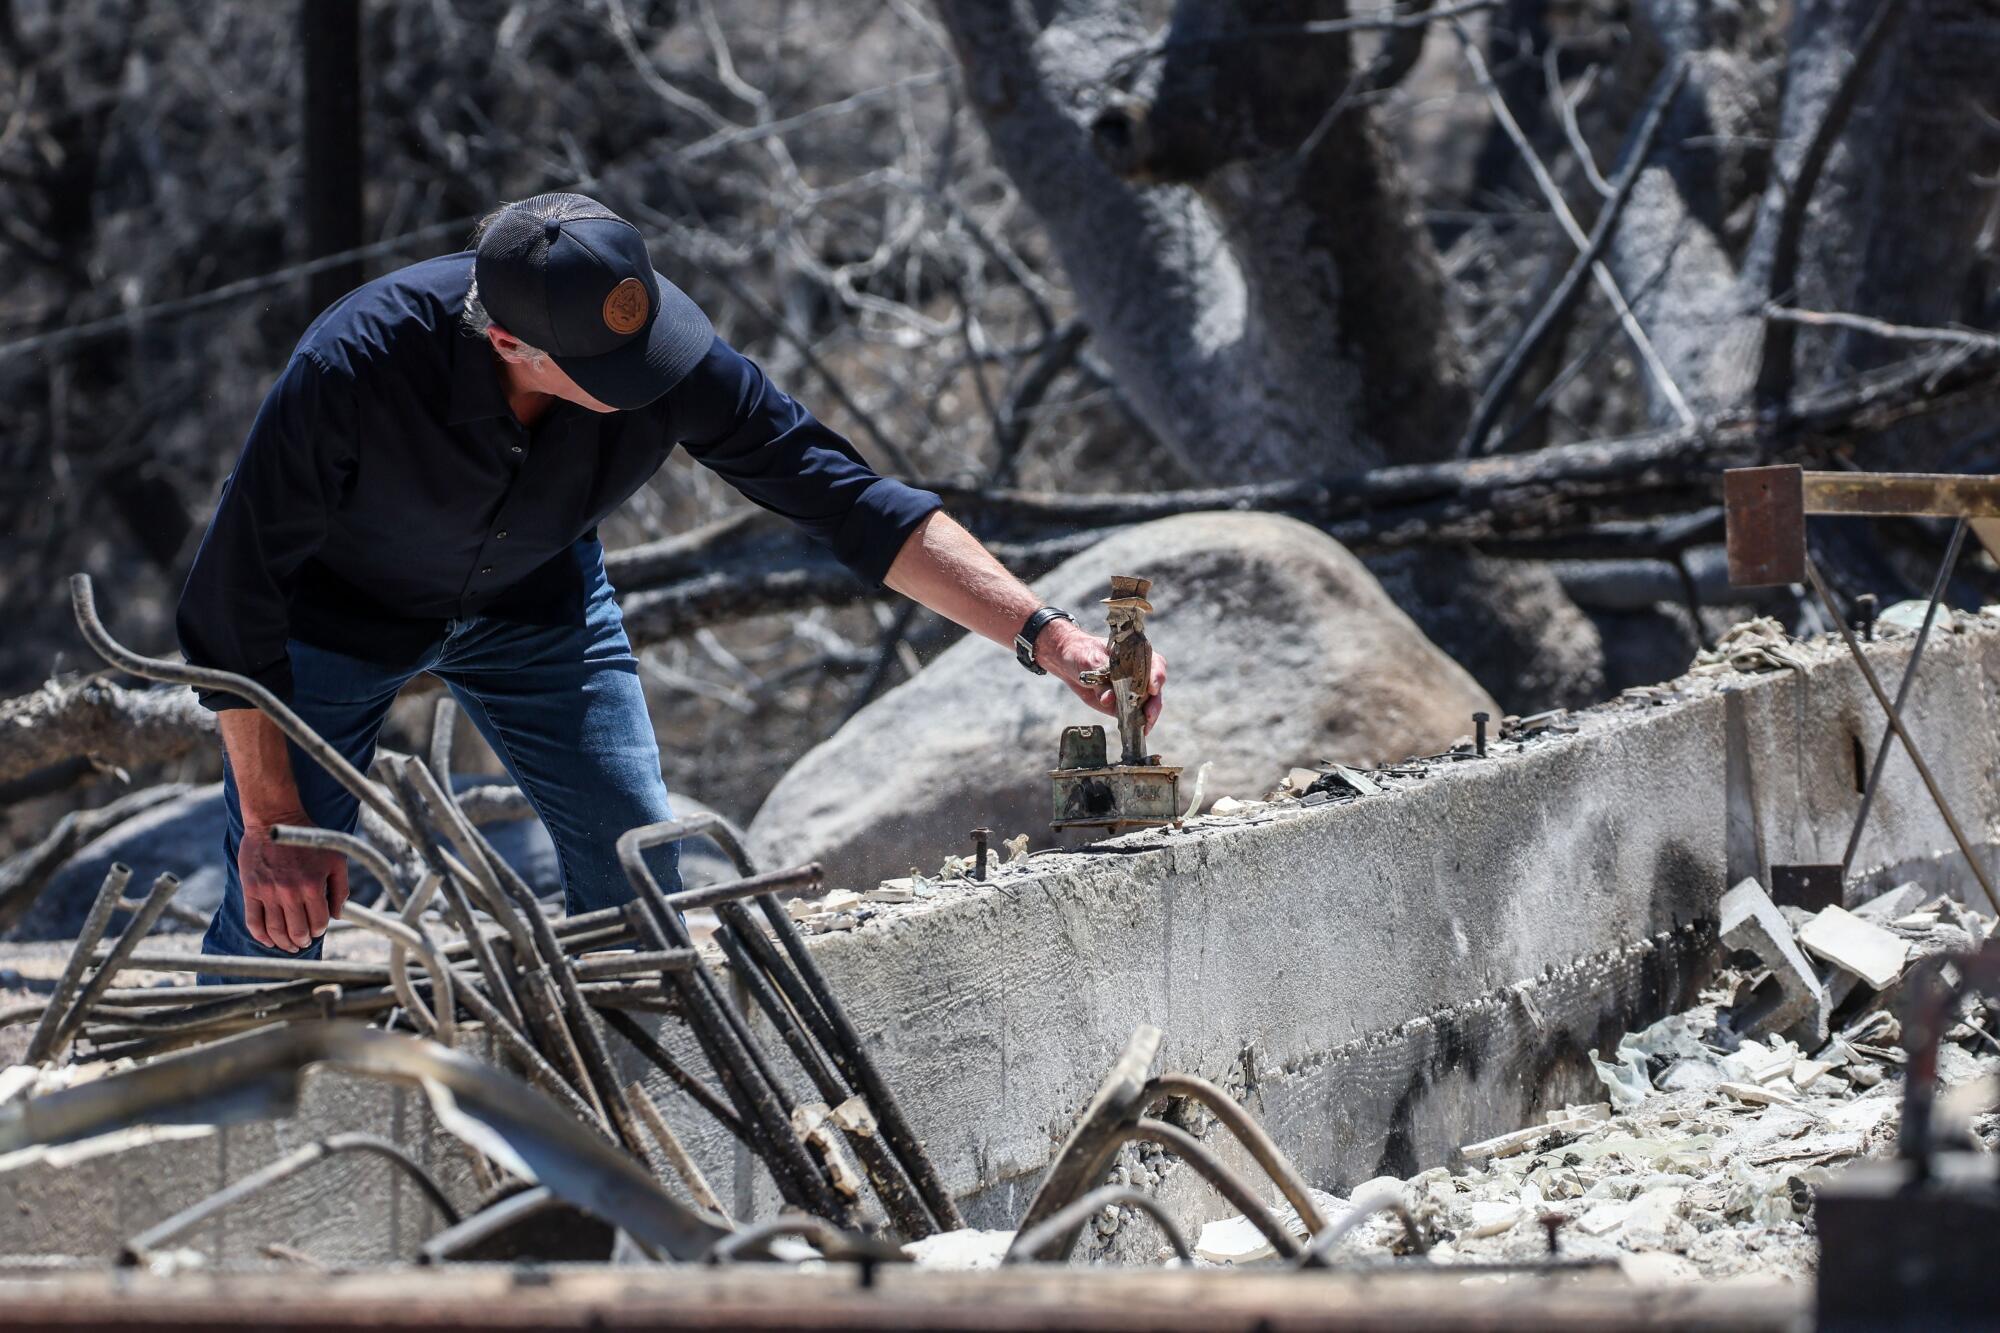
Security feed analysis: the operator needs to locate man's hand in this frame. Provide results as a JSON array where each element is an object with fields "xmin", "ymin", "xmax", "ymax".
[
  {"xmin": 882, "ymin": 511, "xmax": 1168, "ymax": 730},
  {"xmin": 219, "ymin": 709, "xmax": 347, "ymax": 952},
  {"xmin": 1041, "ymin": 620, "xmax": 1168, "ymax": 732},
  {"xmin": 239, "ymin": 815, "xmax": 349, "ymax": 951}
]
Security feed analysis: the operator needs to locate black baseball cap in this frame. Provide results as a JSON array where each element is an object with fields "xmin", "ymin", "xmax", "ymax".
[{"xmin": 474, "ymin": 193, "xmax": 714, "ymax": 410}]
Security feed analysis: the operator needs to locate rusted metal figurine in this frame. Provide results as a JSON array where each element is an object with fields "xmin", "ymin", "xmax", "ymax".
[
  {"xmin": 1050, "ymin": 574, "xmax": 1179, "ymax": 835},
  {"xmin": 1078, "ymin": 574, "xmax": 1156, "ymax": 767}
]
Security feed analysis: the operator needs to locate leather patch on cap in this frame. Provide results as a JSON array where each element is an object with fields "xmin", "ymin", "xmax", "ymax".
[{"xmin": 602, "ymin": 277, "xmax": 650, "ymax": 336}]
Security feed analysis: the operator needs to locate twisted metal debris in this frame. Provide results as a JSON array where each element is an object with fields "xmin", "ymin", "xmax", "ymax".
[{"xmin": 0, "ymin": 575, "xmax": 962, "ymax": 1265}]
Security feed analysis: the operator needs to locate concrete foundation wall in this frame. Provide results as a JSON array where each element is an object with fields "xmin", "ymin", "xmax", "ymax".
[{"xmin": 7, "ymin": 621, "xmax": 2000, "ymax": 1263}]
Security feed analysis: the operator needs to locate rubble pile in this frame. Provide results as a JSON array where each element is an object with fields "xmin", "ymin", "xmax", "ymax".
[{"xmin": 1186, "ymin": 880, "xmax": 1999, "ymax": 1284}]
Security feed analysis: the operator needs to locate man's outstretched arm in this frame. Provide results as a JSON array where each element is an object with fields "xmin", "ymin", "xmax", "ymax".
[{"xmin": 884, "ymin": 511, "xmax": 1167, "ymax": 730}]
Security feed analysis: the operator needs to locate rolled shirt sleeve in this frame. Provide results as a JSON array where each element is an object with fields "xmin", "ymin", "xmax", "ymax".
[
  {"xmin": 175, "ymin": 350, "xmax": 355, "ymax": 710},
  {"xmin": 669, "ymin": 335, "xmax": 941, "ymax": 584}
]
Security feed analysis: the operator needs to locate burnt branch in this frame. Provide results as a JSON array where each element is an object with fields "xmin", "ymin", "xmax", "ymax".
[
  {"xmin": 0, "ymin": 675, "xmax": 213, "ymax": 791},
  {"xmin": 1459, "ymin": 58, "xmax": 1691, "ymax": 457}
]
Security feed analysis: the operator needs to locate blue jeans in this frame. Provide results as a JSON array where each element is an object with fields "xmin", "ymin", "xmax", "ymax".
[{"xmin": 202, "ymin": 560, "xmax": 681, "ymax": 968}]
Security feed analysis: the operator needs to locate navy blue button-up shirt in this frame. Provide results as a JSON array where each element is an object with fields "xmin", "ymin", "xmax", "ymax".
[{"xmin": 176, "ymin": 253, "xmax": 940, "ymax": 709}]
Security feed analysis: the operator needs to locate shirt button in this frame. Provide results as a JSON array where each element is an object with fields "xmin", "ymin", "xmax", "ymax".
[
  {"xmin": 509, "ymin": 445, "xmax": 523, "ymax": 455},
  {"xmin": 480, "ymin": 566, "xmax": 494, "ymax": 575},
  {"xmin": 495, "ymin": 530, "xmax": 508, "ymax": 540}
]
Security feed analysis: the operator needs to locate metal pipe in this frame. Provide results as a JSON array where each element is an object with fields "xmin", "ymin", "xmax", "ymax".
[
  {"xmin": 1143, "ymin": 1073, "xmax": 1327, "ymax": 1236},
  {"xmin": 1840, "ymin": 519, "xmax": 1969, "ymax": 877},
  {"xmin": 24, "ymin": 863, "xmax": 131, "ymax": 1064},
  {"xmin": 43, "ymin": 873, "xmax": 183, "ymax": 1060},
  {"xmin": 617, "ymin": 827, "xmax": 852, "ymax": 1221},
  {"xmin": 69, "ymin": 574, "xmax": 414, "ymax": 843},
  {"xmin": 571, "ymin": 949, "xmax": 699, "ymax": 981},
  {"xmin": 1295, "ymin": 1197, "xmax": 1430, "ymax": 1269},
  {"xmin": 1119, "ymin": 1118, "xmax": 1302, "ymax": 1259},
  {"xmin": 1808, "ymin": 559, "xmax": 2000, "ymax": 913},
  {"xmin": 96, "ymin": 952, "xmax": 397, "ymax": 983},
  {"xmin": 341, "ymin": 901, "xmax": 456, "ymax": 1045},
  {"xmin": 754, "ymin": 887, "xmax": 966, "ymax": 1232},
  {"xmin": 596, "ymin": 1003, "xmax": 749, "ymax": 1145},
  {"xmin": 1008, "ymin": 1185, "xmax": 1194, "ymax": 1265},
  {"xmin": 661, "ymin": 863, "xmax": 826, "ymax": 913},
  {"xmin": 713, "ymin": 908, "xmax": 936, "ymax": 1240},
  {"xmin": 120, "ymin": 1133, "xmax": 460, "ymax": 1266},
  {"xmin": 416, "ymin": 1186, "xmax": 556, "ymax": 1265}
]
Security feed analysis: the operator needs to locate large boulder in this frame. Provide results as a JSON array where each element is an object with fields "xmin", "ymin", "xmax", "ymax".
[{"xmin": 749, "ymin": 512, "xmax": 1500, "ymax": 890}]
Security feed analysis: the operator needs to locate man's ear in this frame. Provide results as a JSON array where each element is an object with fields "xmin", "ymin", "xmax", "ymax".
[{"xmin": 485, "ymin": 324, "xmax": 524, "ymax": 359}]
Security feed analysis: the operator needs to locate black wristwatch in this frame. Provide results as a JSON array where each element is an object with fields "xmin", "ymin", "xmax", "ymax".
[{"xmin": 1014, "ymin": 606, "xmax": 1076, "ymax": 675}]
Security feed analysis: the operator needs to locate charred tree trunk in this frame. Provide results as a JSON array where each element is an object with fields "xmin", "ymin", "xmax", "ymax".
[{"xmin": 928, "ymin": 0, "xmax": 1470, "ymax": 478}]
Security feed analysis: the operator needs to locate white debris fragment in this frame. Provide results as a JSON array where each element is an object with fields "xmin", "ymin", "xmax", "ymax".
[
  {"xmin": 1195, "ymin": 1188, "xmax": 1347, "ymax": 1264},
  {"xmin": 1716, "ymin": 1081, "xmax": 1806, "ymax": 1110},
  {"xmin": 0, "ymin": 1066, "xmax": 41, "ymax": 1106},
  {"xmin": 903, "ymin": 1228, "xmax": 1015, "ymax": 1270},
  {"xmin": 1460, "ymin": 1115, "xmax": 1602, "ymax": 1164},
  {"xmin": 1592, "ymin": 1046, "xmax": 1653, "ymax": 1107},
  {"xmin": 1853, "ymin": 883, "xmax": 1928, "ymax": 925},
  {"xmin": 1459, "ymin": 1200, "xmax": 1521, "ymax": 1238},
  {"xmin": 1798, "ymin": 905, "xmax": 1910, "ymax": 990}
]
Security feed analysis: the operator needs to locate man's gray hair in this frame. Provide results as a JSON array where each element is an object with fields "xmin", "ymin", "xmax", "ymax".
[{"xmin": 461, "ymin": 202, "xmax": 547, "ymax": 360}]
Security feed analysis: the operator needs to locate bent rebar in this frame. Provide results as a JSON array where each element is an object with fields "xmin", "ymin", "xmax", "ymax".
[
  {"xmin": 1294, "ymin": 1195, "xmax": 1430, "ymax": 1269},
  {"xmin": 595, "ymin": 1005, "xmax": 748, "ymax": 1144},
  {"xmin": 269, "ymin": 824, "xmax": 453, "ymax": 1042},
  {"xmin": 70, "ymin": 574, "xmax": 413, "ymax": 844},
  {"xmin": 120, "ymin": 1132, "xmax": 460, "ymax": 1266},
  {"xmin": 1007, "ymin": 1185, "xmax": 1194, "ymax": 1266},
  {"xmin": 268, "ymin": 824, "xmax": 409, "ymax": 915},
  {"xmin": 1143, "ymin": 1073, "xmax": 1326, "ymax": 1236},
  {"xmin": 1118, "ymin": 1118, "xmax": 1302, "ymax": 1259},
  {"xmin": 339, "ymin": 900, "xmax": 456, "ymax": 1046},
  {"xmin": 416, "ymin": 1185, "xmax": 557, "ymax": 1264},
  {"xmin": 617, "ymin": 825, "xmax": 851, "ymax": 1221}
]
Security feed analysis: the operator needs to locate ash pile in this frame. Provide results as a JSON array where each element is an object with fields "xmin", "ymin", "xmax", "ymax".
[{"xmin": 1185, "ymin": 877, "xmax": 1999, "ymax": 1289}]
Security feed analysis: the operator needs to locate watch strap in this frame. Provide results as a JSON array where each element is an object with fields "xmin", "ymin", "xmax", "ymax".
[{"xmin": 1014, "ymin": 607, "xmax": 1075, "ymax": 675}]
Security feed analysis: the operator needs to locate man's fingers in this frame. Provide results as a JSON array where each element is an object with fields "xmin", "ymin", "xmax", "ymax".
[
  {"xmin": 328, "ymin": 857, "xmax": 350, "ymax": 918},
  {"xmin": 278, "ymin": 893, "xmax": 313, "ymax": 952},
  {"xmin": 244, "ymin": 890, "xmax": 271, "ymax": 949},
  {"xmin": 302, "ymin": 881, "xmax": 330, "ymax": 939}
]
